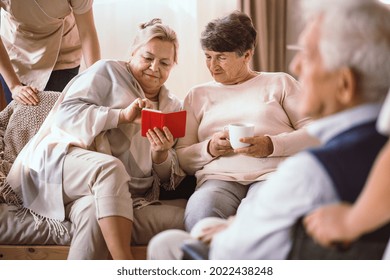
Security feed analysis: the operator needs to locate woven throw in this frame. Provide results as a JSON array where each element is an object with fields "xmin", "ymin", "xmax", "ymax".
[{"xmin": 0, "ymin": 91, "xmax": 60, "ymax": 203}]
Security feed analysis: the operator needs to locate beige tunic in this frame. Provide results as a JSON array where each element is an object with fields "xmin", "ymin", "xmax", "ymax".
[
  {"xmin": 7, "ymin": 59, "xmax": 184, "ymax": 222},
  {"xmin": 0, "ymin": 0, "xmax": 93, "ymax": 90}
]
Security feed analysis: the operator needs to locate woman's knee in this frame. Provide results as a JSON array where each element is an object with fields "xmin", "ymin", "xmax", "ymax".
[
  {"xmin": 97, "ymin": 155, "xmax": 129, "ymax": 179},
  {"xmin": 88, "ymin": 155, "xmax": 132, "ymax": 203},
  {"xmin": 132, "ymin": 201, "xmax": 186, "ymax": 245},
  {"xmin": 184, "ymin": 184, "xmax": 241, "ymax": 231}
]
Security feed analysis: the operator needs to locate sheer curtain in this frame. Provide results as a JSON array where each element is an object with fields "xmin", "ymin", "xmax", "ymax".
[
  {"xmin": 92, "ymin": 0, "xmax": 237, "ymax": 100},
  {"xmin": 240, "ymin": 0, "xmax": 287, "ymax": 72}
]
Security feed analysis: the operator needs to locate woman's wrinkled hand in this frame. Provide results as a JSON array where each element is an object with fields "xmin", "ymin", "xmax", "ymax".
[
  {"xmin": 11, "ymin": 85, "xmax": 39, "ymax": 105},
  {"xmin": 119, "ymin": 98, "xmax": 152, "ymax": 124},
  {"xmin": 233, "ymin": 135, "xmax": 274, "ymax": 158},
  {"xmin": 208, "ymin": 130, "xmax": 233, "ymax": 157},
  {"xmin": 147, "ymin": 126, "xmax": 175, "ymax": 164}
]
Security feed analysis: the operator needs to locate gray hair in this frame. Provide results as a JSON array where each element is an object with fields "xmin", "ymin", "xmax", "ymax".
[
  {"xmin": 301, "ymin": 0, "xmax": 390, "ymax": 102},
  {"xmin": 130, "ymin": 18, "xmax": 179, "ymax": 63}
]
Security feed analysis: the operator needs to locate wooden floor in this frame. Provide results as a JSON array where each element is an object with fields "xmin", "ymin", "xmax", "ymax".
[{"xmin": 0, "ymin": 245, "xmax": 147, "ymax": 260}]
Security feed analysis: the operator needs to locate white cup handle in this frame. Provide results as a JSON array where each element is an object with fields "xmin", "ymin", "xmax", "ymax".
[{"xmin": 223, "ymin": 126, "xmax": 230, "ymax": 141}]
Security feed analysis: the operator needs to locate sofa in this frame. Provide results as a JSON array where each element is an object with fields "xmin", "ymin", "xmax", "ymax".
[{"xmin": 0, "ymin": 91, "xmax": 195, "ymax": 260}]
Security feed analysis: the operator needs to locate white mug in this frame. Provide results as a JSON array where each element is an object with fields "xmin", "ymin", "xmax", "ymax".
[{"xmin": 225, "ymin": 123, "xmax": 255, "ymax": 149}]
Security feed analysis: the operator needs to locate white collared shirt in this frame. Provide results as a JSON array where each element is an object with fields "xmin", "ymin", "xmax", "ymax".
[{"xmin": 210, "ymin": 104, "xmax": 382, "ymax": 259}]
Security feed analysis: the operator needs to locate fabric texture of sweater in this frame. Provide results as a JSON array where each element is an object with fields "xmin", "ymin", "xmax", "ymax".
[{"xmin": 176, "ymin": 72, "xmax": 319, "ymax": 186}]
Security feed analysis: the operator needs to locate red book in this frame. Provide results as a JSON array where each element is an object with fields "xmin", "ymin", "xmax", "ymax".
[{"xmin": 141, "ymin": 109, "xmax": 187, "ymax": 138}]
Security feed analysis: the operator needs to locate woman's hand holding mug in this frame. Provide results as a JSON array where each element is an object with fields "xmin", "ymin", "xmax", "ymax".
[
  {"xmin": 224, "ymin": 123, "xmax": 255, "ymax": 149},
  {"xmin": 208, "ymin": 130, "xmax": 232, "ymax": 157},
  {"xmin": 234, "ymin": 135, "xmax": 274, "ymax": 158},
  {"xmin": 223, "ymin": 123, "xmax": 274, "ymax": 158}
]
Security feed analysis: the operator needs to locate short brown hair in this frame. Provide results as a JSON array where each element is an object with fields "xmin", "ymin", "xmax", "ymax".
[{"xmin": 200, "ymin": 11, "xmax": 257, "ymax": 56}]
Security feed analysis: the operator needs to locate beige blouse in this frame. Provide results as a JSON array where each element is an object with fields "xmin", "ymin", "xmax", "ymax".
[
  {"xmin": 0, "ymin": 0, "xmax": 93, "ymax": 90},
  {"xmin": 176, "ymin": 72, "xmax": 320, "ymax": 186}
]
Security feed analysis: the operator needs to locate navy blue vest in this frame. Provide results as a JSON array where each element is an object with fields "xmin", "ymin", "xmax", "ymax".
[{"xmin": 309, "ymin": 120, "xmax": 390, "ymax": 241}]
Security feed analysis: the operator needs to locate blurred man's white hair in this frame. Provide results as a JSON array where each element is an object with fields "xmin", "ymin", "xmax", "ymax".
[
  {"xmin": 300, "ymin": 0, "xmax": 377, "ymax": 20},
  {"xmin": 300, "ymin": 0, "xmax": 390, "ymax": 102}
]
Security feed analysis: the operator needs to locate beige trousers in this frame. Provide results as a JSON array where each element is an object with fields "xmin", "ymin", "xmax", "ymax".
[
  {"xmin": 65, "ymin": 197, "xmax": 187, "ymax": 259},
  {"xmin": 63, "ymin": 147, "xmax": 187, "ymax": 259},
  {"xmin": 63, "ymin": 147, "xmax": 133, "ymax": 259}
]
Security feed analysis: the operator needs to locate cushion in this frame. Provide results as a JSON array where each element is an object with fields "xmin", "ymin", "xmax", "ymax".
[{"xmin": 0, "ymin": 203, "xmax": 72, "ymax": 245}]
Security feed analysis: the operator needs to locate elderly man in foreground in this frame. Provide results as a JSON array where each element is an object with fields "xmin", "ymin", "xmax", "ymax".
[{"xmin": 147, "ymin": 0, "xmax": 390, "ymax": 260}]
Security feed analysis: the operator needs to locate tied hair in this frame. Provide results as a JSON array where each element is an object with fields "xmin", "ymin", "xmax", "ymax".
[{"xmin": 139, "ymin": 18, "xmax": 163, "ymax": 29}]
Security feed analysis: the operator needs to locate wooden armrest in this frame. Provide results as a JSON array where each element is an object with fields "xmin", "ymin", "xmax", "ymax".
[{"xmin": 0, "ymin": 245, "xmax": 147, "ymax": 260}]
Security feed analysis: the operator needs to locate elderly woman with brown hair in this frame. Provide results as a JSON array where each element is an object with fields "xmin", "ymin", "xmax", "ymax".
[
  {"xmin": 175, "ymin": 11, "xmax": 318, "ymax": 231},
  {"xmin": 2, "ymin": 18, "xmax": 185, "ymax": 260}
]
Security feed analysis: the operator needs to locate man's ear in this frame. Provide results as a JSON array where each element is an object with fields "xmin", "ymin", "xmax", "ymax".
[{"xmin": 336, "ymin": 67, "xmax": 357, "ymax": 105}]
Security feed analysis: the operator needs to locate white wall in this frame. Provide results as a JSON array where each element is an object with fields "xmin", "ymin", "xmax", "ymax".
[
  {"xmin": 93, "ymin": 0, "xmax": 238, "ymax": 100},
  {"xmin": 285, "ymin": 0, "xmax": 305, "ymax": 76}
]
